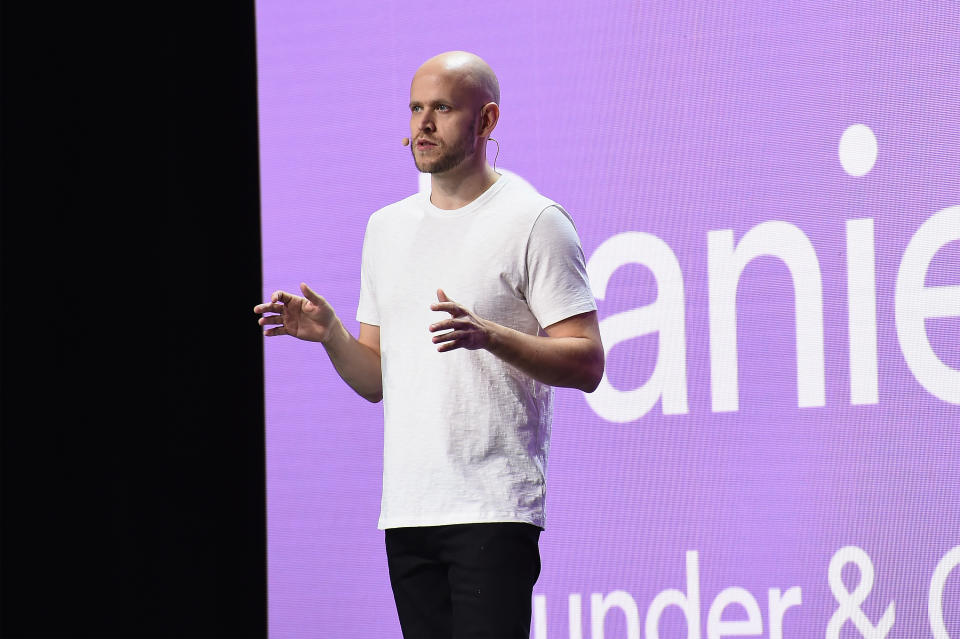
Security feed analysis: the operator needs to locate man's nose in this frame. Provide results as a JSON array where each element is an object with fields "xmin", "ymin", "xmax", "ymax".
[{"xmin": 416, "ymin": 112, "xmax": 435, "ymax": 132}]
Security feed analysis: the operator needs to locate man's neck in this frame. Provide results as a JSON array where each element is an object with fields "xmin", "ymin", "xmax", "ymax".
[{"xmin": 429, "ymin": 162, "xmax": 500, "ymax": 211}]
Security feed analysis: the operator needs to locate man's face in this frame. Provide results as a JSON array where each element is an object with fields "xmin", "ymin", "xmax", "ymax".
[{"xmin": 408, "ymin": 68, "xmax": 480, "ymax": 174}]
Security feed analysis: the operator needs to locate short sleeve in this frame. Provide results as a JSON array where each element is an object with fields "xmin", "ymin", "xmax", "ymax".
[
  {"xmin": 524, "ymin": 205, "xmax": 597, "ymax": 329},
  {"xmin": 356, "ymin": 220, "xmax": 380, "ymax": 326}
]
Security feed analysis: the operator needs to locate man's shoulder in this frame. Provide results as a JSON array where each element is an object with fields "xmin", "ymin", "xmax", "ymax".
[
  {"xmin": 367, "ymin": 191, "xmax": 424, "ymax": 227},
  {"xmin": 494, "ymin": 172, "xmax": 561, "ymax": 220}
]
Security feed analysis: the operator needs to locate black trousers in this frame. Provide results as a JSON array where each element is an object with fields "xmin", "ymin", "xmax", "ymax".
[{"xmin": 385, "ymin": 522, "xmax": 542, "ymax": 639}]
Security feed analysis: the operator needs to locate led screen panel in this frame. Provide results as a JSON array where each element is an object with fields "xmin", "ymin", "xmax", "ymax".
[{"xmin": 256, "ymin": 2, "xmax": 960, "ymax": 636}]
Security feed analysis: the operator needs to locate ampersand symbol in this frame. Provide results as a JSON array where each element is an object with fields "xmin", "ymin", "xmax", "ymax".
[{"xmin": 827, "ymin": 546, "xmax": 895, "ymax": 639}]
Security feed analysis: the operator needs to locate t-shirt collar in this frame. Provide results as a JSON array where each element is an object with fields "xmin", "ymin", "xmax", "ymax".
[{"xmin": 422, "ymin": 172, "xmax": 509, "ymax": 218}]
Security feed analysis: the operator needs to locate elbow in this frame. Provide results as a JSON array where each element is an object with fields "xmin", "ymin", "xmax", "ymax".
[
  {"xmin": 579, "ymin": 351, "xmax": 605, "ymax": 394},
  {"xmin": 581, "ymin": 377, "xmax": 601, "ymax": 394},
  {"xmin": 580, "ymin": 371, "xmax": 602, "ymax": 393},
  {"xmin": 360, "ymin": 387, "xmax": 383, "ymax": 403}
]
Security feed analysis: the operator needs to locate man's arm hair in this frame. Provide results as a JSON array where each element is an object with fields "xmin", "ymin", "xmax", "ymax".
[
  {"xmin": 484, "ymin": 310, "xmax": 604, "ymax": 393},
  {"xmin": 322, "ymin": 321, "xmax": 383, "ymax": 403},
  {"xmin": 429, "ymin": 292, "xmax": 603, "ymax": 393},
  {"xmin": 255, "ymin": 284, "xmax": 384, "ymax": 403}
]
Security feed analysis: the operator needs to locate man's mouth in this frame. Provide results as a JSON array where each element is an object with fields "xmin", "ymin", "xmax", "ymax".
[{"xmin": 416, "ymin": 139, "xmax": 439, "ymax": 149}]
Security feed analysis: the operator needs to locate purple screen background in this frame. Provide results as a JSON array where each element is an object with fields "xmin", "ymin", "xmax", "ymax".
[{"xmin": 255, "ymin": 2, "xmax": 959, "ymax": 637}]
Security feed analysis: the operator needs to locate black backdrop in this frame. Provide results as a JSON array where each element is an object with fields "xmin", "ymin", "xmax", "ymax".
[{"xmin": 2, "ymin": 2, "xmax": 267, "ymax": 636}]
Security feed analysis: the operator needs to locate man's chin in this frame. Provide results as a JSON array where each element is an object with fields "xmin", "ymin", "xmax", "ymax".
[
  {"xmin": 415, "ymin": 162, "xmax": 448, "ymax": 174},
  {"xmin": 414, "ymin": 150, "xmax": 469, "ymax": 175}
]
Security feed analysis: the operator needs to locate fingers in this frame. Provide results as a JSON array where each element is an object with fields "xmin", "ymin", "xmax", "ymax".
[
  {"xmin": 300, "ymin": 282, "xmax": 323, "ymax": 305},
  {"xmin": 436, "ymin": 340, "xmax": 462, "ymax": 352},
  {"xmin": 270, "ymin": 289, "xmax": 293, "ymax": 304},
  {"xmin": 429, "ymin": 317, "xmax": 471, "ymax": 333},
  {"xmin": 262, "ymin": 326, "xmax": 289, "ymax": 337},
  {"xmin": 258, "ymin": 314, "xmax": 284, "ymax": 327},
  {"xmin": 431, "ymin": 290, "xmax": 470, "ymax": 317},
  {"xmin": 253, "ymin": 302, "xmax": 285, "ymax": 314},
  {"xmin": 430, "ymin": 301, "xmax": 464, "ymax": 315},
  {"xmin": 431, "ymin": 328, "xmax": 464, "ymax": 344}
]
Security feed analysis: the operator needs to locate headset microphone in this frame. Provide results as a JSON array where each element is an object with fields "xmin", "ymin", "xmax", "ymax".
[{"xmin": 402, "ymin": 137, "xmax": 410, "ymax": 146}]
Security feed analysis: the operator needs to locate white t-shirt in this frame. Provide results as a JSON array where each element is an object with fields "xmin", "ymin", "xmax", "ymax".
[{"xmin": 357, "ymin": 173, "xmax": 597, "ymax": 530}]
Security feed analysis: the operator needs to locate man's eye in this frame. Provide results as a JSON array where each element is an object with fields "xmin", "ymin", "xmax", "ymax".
[
  {"xmin": 411, "ymin": 106, "xmax": 422, "ymax": 112},
  {"xmin": 437, "ymin": 105, "xmax": 449, "ymax": 111}
]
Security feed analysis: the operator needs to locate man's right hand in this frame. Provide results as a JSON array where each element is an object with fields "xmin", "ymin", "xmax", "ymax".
[{"xmin": 254, "ymin": 283, "xmax": 338, "ymax": 343}]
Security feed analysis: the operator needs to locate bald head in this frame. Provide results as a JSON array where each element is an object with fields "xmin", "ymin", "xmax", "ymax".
[
  {"xmin": 414, "ymin": 51, "xmax": 500, "ymax": 107},
  {"xmin": 407, "ymin": 51, "xmax": 501, "ymax": 178}
]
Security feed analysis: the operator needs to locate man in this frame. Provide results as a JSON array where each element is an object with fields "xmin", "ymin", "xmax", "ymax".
[{"xmin": 254, "ymin": 51, "xmax": 603, "ymax": 638}]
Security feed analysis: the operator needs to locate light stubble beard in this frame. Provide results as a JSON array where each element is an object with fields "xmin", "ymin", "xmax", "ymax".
[{"xmin": 411, "ymin": 124, "xmax": 477, "ymax": 174}]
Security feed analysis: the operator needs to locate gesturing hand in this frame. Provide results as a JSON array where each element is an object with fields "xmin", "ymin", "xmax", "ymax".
[
  {"xmin": 254, "ymin": 283, "xmax": 338, "ymax": 343},
  {"xmin": 429, "ymin": 289, "xmax": 492, "ymax": 352}
]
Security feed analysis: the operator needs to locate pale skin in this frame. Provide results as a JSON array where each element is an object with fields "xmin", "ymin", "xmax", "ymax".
[{"xmin": 254, "ymin": 51, "xmax": 604, "ymax": 401}]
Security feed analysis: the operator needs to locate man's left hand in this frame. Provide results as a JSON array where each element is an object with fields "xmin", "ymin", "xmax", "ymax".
[{"xmin": 429, "ymin": 289, "xmax": 492, "ymax": 352}]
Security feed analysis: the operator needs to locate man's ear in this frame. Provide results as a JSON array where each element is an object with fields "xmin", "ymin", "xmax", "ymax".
[{"xmin": 478, "ymin": 102, "xmax": 500, "ymax": 138}]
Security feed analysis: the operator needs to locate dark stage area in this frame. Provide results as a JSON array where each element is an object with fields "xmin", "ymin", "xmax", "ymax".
[{"xmin": 2, "ymin": 2, "xmax": 268, "ymax": 636}]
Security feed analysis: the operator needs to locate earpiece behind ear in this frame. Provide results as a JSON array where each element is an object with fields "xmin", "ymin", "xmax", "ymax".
[
  {"xmin": 479, "ymin": 102, "xmax": 499, "ymax": 137},
  {"xmin": 477, "ymin": 106, "xmax": 490, "ymax": 136}
]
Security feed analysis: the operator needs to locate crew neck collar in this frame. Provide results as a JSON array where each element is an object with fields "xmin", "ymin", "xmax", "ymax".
[{"xmin": 423, "ymin": 172, "xmax": 508, "ymax": 218}]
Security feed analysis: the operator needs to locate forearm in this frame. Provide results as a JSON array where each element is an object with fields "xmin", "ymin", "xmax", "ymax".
[
  {"xmin": 485, "ymin": 323, "xmax": 604, "ymax": 393},
  {"xmin": 322, "ymin": 318, "xmax": 383, "ymax": 402}
]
